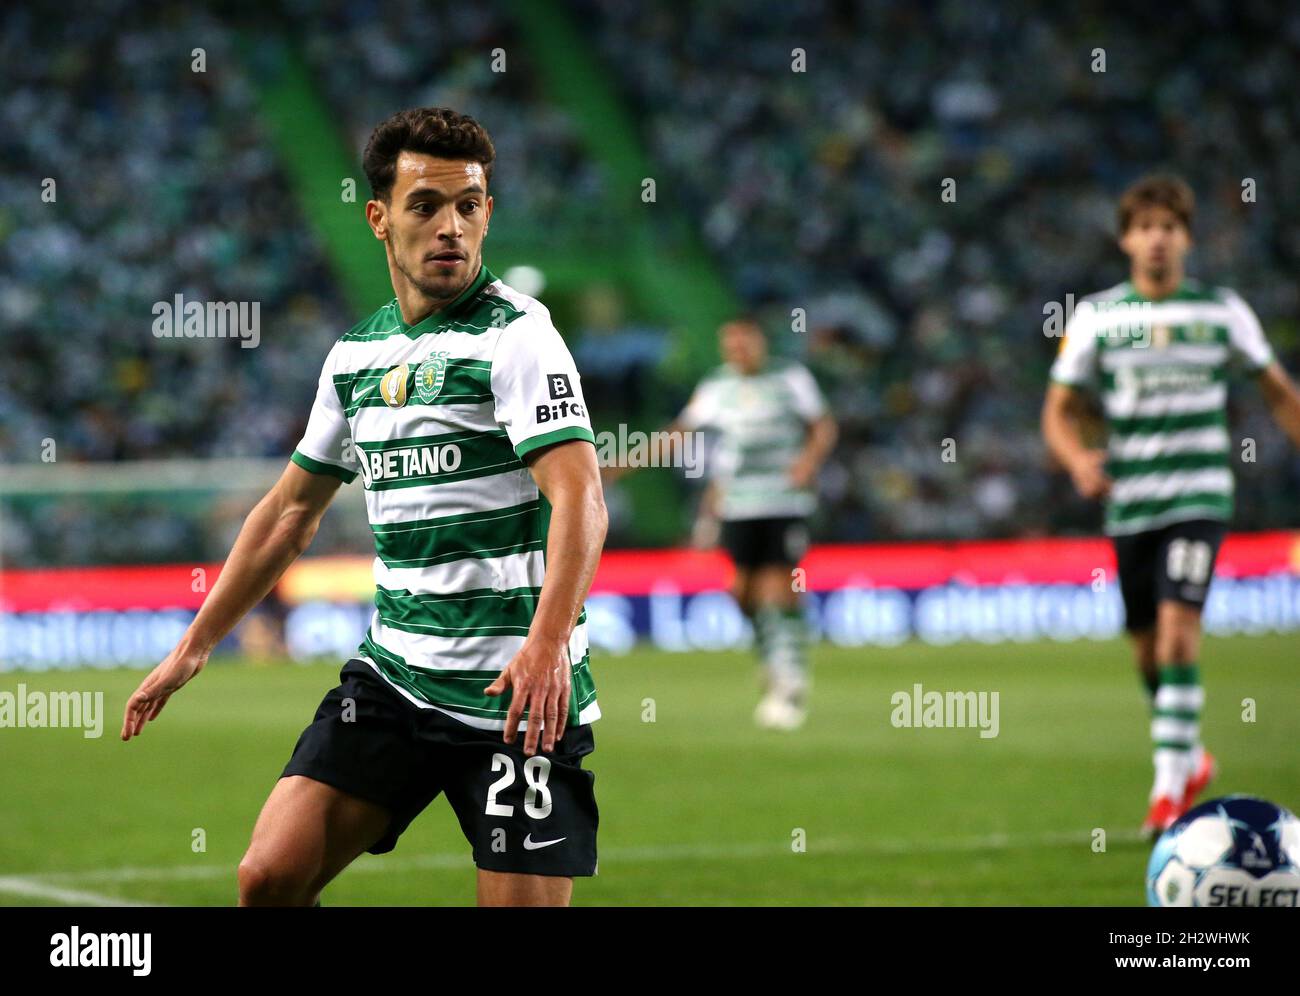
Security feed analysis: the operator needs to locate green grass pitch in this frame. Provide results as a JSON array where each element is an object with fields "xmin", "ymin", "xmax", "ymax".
[{"xmin": 1, "ymin": 633, "xmax": 1295, "ymax": 905}]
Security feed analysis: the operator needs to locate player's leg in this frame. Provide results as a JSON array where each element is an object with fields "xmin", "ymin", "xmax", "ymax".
[
  {"xmin": 238, "ymin": 775, "xmax": 391, "ymax": 906},
  {"xmin": 751, "ymin": 518, "xmax": 811, "ymax": 729},
  {"xmin": 1112, "ymin": 529, "xmax": 1159, "ymax": 700},
  {"xmin": 722, "ymin": 520, "xmax": 768, "ymax": 671},
  {"xmin": 1130, "ymin": 628, "xmax": 1157, "ymax": 700},
  {"xmin": 730, "ymin": 565, "xmax": 757, "ymax": 619},
  {"xmin": 1145, "ymin": 521, "xmax": 1225, "ymax": 833},
  {"xmin": 245, "ymin": 658, "xmax": 444, "ymax": 904},
  {"xmin": 476, "ymin": 870, "xmax": 573, "ymax": 907}
]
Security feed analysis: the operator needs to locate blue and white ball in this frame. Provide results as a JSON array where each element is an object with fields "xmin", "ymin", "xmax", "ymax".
[{"xmin": 1147, "ymin": 795, "xmax": 1300, "ymax": 907}]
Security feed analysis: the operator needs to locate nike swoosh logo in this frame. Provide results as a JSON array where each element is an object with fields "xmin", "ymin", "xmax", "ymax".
[
  {"xmin": 522, "ymin": 834, "xmax": 566, "ymax": 851},
  {"xmin": 352, "ymin": 382, "xmax": 377, "ymax": 402}
]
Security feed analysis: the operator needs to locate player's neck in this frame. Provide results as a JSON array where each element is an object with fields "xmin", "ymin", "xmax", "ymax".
[
  {"xmin": 390, "ymin": 263, "xmax": 481, "ymax": 327},
  {"xmin": 1129, "ymin": 268, "xmax": 1184, "ymax": 302}
]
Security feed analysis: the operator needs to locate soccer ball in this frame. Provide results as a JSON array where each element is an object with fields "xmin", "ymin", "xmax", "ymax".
[{"xmin": 1146, "ymin": 795, "xmax": 1300, "ymax": 906}]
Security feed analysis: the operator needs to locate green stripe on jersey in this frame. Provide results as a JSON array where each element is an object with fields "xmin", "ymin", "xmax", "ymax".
[
  {"xmin": 335, "ymin": 359, "xmax": 493, "ymax": 415},
  {"xmin": 370, "ymin": 500, "xmax": 544, "ymax": 568}
]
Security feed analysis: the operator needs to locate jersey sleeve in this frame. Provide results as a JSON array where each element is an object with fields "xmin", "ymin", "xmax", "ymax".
[
  {"xmin": 491, "ymin": 311, "xmax": 596, "ymax": 460},
  {"xmin": 676, "ymin": 378, "xmax": 723, "ymax": 430},
  {"xmin": 1049, "ymin": 299, "xmax": 1100, "ymax": 387},
  {"xmin": 785, "ymin": 363, "xmax": 828, "ymax": 422},
  {"xmin": 1221, "ymin": 289, "xmax": 1274, "ymax": 373},
  {"xmin": 290, "ymin": 341, "xmax": 360, "ymax": 483}
]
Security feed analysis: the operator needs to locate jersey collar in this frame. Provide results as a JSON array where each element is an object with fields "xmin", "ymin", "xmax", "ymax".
[{"xmin": 394, "ymin": 262, "xmax": 496, "ymax": 338}]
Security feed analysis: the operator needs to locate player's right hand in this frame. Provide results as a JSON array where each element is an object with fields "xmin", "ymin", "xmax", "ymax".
[
  {"xmin": 1068, "ymin": 449, "xmax": 1112, "ymax": 500},
  {"xmin": 121, "ymin": 645, "xmax": 208, "ymax": 741}
]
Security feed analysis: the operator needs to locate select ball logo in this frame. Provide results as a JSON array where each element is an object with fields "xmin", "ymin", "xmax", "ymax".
[{"xmin": 536, "ymin": 372, "xmax": 584, "ymax": 423}]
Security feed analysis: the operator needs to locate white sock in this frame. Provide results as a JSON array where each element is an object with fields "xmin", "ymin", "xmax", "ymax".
[{"xmin": 1152, "ymin": 747, "xmax": 1187, "ymax": 801}]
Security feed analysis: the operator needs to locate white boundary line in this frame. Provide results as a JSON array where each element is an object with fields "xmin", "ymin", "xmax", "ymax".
[
  {"xmin": 2, "ymin": 827, "xmax": 1149, "ymax": 904},
  {"xmin": 0, "ymin": 875, "xmax": 162, "ymax": 907}
]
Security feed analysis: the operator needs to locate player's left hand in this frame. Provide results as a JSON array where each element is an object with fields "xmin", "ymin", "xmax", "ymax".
[{"xmin": 485, "ymin": 635, "xmax": 572, "ymax": 755}]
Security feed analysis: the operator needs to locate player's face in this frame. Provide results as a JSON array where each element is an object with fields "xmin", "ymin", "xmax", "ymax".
[
  {"xmin": 720, "ymin": 323, "xmax": 766, "ymax": 373},
  {"xmin": 1119, "ymin": 205, "xmax": 1190, "ymax": 281},
  {"xmin": 368, "ymin": 152, "xmax": 493, "ymax": 302}
]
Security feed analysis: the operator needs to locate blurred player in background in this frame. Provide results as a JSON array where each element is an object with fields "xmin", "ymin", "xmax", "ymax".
[
  {"xmin": 615, "ymin": 318, "xmax": 836, "ymax": 729},
  {"xmin": 1041, "ymin": 174, "xmax": 1300, "ymax": 835}
]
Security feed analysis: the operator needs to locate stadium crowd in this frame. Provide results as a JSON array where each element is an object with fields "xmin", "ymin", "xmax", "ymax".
[
  {"xmin": 574, "ymin": 0, "xmax": 1300, "ymax": 540},
  {"xmin": 3, "ymin": 0, "xmax": 1298, "ymax": 567}
]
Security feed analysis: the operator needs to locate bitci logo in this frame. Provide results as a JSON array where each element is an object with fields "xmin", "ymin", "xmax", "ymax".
[{"xmin": 547, "ymin": 373, "xmax": 573, "ymax": 400}]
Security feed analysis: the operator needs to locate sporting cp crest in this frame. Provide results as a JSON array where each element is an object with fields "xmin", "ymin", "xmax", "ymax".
[
  {"xmin": 380, "ymin": 363, "xmax": 409, "ymax": 408},
  {"xmin": 415, "ymin": 351, "xmax": 450, "ymax": 403}
]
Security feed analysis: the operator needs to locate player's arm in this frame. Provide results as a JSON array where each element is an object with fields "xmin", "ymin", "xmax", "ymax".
[
  {"xmin": 121, "ymin": 462, "xmax": 342, "ymax": 741},
  {"xmin": 789, "ymin": 413, "xmax": 837, "ymax": 489},
  {"xmin": 600, "ymin": 413, "xmax": 695, "ymax": 485},
  {"xmin": 690, "ymin": 480, "xmax": 721, "ymax": 549},
  {"xmin": 486, "ymin": 440, "xmax": 607, "ymax": 755},
  {"xmin": 1041, "ymin": 382, "xmax": 1111, "ymax": 500},
  {"xmin": 1223, "ymin": 291, "xmax": 1300, "ymax": 446},
  {"xmin": 1256, "ymin": 361, "xmax": 1300, "ymax": 448},
  {"xmin": 783, "ymin": 363, "xmax": 836, "ymax": 489},
  {"xmin": 1043, "ymin": 301, "xmax": 1109, "ymax": 500},
  {"xmin": 601, "ymin": 374, "xmax": 722, "ymax": 486}
]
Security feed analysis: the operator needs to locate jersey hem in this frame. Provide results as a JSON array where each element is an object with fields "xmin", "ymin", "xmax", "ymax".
[
  {"xmin": 356, "ymin": 654, "xmax": 601, "ymax": 730},
  {"xmin": 514, "ymin": 425, "xmax": 596, "ymax": 460},
  {"xmin": 1104, "ymin": 505, "xmax": 1231, "ymax": 537}
]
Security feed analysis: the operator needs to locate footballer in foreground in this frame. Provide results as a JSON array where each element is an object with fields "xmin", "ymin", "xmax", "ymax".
[
  {"xmin": 1042, "ymin": 174, "xmax": 1300, "ymax": 837},
  {"xmin": 121, "ymin": 107, "xmax": 608, "ymax": 907}
]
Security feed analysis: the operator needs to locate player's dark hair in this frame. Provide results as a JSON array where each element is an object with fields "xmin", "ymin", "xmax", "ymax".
[
  {"xmin": 363, "ymin": 107, "xmax": 496, "ymax": 201},
  {"xmin": 1117, "ymin": 174, "xmax": 1195, "ymax": 234}
]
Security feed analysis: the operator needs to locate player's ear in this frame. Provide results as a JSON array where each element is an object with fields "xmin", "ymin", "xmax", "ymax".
[{"xmin": 365, "ymin": 198, "xmax": 389, "ymax": 241}]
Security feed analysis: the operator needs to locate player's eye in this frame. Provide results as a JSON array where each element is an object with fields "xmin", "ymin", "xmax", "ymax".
[{"xmin": 460, "ymin": 201, "xmax": 479, "ymax": 214}]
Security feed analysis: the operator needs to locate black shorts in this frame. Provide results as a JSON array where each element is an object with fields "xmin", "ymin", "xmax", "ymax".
[
  {"xmin": 1112, "ymin": 518, "xmax": 1227, "ymax": 633},
  {"xmin": 281, "ymin": 659, "xmax": 598, "ymax": 877},
  {"xmin": 720, "ymin": 516, "xmax": 810, "ymax": 569}
]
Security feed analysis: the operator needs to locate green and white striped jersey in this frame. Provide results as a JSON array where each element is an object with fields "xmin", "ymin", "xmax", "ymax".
[
  {"xmin": 1050, "ymin": 279, "xmax": 1274, "ymax": 537},
  {"xmin": 291, "ymin": 264, "xmax": 599, "ymax": 730},
  {"xmin": 678, "ymin": 359, "xmax": 827, "ymax": 521}
]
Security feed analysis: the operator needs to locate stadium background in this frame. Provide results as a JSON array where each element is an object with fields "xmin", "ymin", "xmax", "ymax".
[{"xmin": 1, "ymin": 0, "xmax": 1298, "ymax": 905}]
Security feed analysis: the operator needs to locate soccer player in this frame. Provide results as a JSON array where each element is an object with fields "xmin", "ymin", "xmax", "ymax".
[
  {"xmin": 121, "ymin": 107, "xmax": 608, "ymax": 906},
  {"xmin": 1042, "ymin": 174, "xmax": 1300, "ymax": 836},
  {"xmin": 620, "ymin": 318, "xmax": 836, "ymax": 729}
]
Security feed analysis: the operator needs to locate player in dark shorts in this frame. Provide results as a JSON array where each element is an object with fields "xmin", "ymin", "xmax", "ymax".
[
  {"xmin": 122, "ymin": 107, "xmax": 607, "ymax": 906},
  {"xmin": 613, "ymin": 318, "xmax": 836, "ymax": 729},
  {"xmin": 1042, "ymin": 174, "xmax": 1300, "ymax": 835}
]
